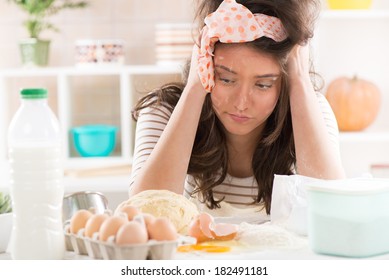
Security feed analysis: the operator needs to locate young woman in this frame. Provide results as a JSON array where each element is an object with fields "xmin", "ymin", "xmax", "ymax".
[{"xmin": 129, "ymin": 0, "xmax": 345, "ymax": 217}]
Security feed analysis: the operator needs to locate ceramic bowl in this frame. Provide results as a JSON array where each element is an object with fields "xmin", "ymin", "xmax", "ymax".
[{"xmin": 71, "ymin": 125, "xmax": 118, "ymax": 157}]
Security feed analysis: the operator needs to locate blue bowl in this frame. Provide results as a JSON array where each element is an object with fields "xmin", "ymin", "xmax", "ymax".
[{"xmin": 71, "ymin": 125, "xmax": 118, "ymax": 157}]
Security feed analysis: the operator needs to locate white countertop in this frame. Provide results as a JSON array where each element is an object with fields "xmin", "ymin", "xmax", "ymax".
[
  {"xmin": 3, "ymin": 160, "xmax": 389, "ymax": 261},
  {"xmin": 2, "ymin": 247, "xmax": 389, "ymax": 260}
]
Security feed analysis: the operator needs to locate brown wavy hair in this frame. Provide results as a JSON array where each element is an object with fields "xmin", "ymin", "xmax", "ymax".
[{"xmin": 132, "ymin": 0, "xmax": 320, "ymax": 214}]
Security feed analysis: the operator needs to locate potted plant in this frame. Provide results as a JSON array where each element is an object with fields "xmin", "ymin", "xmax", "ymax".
[{"xmin": 7, "ymin": 0, "xmax": 89, "ymax": 67}]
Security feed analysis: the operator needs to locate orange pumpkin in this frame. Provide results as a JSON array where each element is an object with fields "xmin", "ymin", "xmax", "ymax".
[{"xmin": 325, "ymin": 76, "xmax": 381, "ymax": 131}]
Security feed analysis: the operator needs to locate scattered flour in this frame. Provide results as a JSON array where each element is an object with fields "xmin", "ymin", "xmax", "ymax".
[{"xmin": 237, "ymin": 222, "xmax": 308, "ymax": 250}]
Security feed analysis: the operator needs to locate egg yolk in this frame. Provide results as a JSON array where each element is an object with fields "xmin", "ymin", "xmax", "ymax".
[{"xmin": 177, "ymin": 244, "xmax": 231, "ymax": 253}]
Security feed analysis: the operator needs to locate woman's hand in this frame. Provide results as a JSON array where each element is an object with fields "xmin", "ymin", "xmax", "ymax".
[
  {"xmin": 287, "ymin": 43, "xmax": 311, "ymax": 81},
  {"xmin": 287, "ymin": 42, "xmax": 346, "ymax": 180},
  {"xmin": 185, "ymin": 44, "xmax": 208, "ymax": 96}
]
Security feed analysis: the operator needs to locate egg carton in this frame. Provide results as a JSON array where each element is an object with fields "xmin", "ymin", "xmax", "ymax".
[{"xmin": 64, "ymin": 227, "xmax": 195, "ymax": 260}]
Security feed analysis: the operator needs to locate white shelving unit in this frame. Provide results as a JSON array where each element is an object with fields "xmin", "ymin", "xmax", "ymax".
[
  {"xmin": 314, "ymin": 9, "xmax": 389, "ymax": 176},
  {"xmin": 0, "ymin": 65, "xmax": 182, "ymax": 169},
  {"xmin": 339, "ymin": 132, "xmax": 389, "ymax": 143}
]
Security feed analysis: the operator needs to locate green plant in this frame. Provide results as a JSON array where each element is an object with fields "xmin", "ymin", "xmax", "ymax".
[
  {"xmin": 0, "ymin": 192, "xmax": 12, "ymax": 214},
  {"xmin": 7, "ymin": 0, "xmax": 89, "ymax": 39}
]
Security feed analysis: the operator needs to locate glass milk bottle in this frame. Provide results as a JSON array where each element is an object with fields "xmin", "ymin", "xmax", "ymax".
[{"xmin": 8, "ymin": 88, "xmax": 65, "ymax": 259}]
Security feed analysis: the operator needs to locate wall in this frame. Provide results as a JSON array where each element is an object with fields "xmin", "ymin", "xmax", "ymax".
[
  {"xmin": 0, "ymin": 0, "xmax": 194, "ymax": 67},
  {"xmin": 1, "ymin": 0, "xmax": 388, "ymax": 68}
]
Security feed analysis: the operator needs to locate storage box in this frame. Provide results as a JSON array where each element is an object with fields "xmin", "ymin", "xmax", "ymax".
[
  {"xmin": 155, "ymin": 23, "xmax": 194, "ymax": 65},
  {"xmin": 75, "ymin": 40, "xmax": 125, "ymax": 66},
  {"xmin": 307, "ymin": 178, "xmax": 389, "ymax": 258}
]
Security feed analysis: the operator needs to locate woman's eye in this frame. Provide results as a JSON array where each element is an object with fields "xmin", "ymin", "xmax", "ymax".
[
  {"xmin": 256, "ymin": 83, "xmax": 273, "ymax": 90},
  {"xmin": 218, "ymin": 77, "xmax": 234, "ymax": 85},
  {"xmin": 255, "ymin": 77, "xmax": 278, "ymax": 90}
]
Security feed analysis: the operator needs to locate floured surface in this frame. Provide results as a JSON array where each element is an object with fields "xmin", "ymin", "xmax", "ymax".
[
  {"xmin": 237, "ymin": 222, "xmax": 307, "ymax": 250},
  {"xmin": 176, "ymin": 222, "xmax": 307, "ymax": 259}
]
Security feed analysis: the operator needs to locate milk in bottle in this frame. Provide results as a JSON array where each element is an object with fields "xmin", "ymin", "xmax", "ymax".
[{"xmin": 8, "ymin": 88, "xmax": 65, "ymax": 259}]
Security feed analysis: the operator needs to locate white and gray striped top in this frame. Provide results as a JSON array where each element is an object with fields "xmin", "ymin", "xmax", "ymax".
[{"xmin": 129, "ymin": 93, "xmax": 339, "ymax": 208}]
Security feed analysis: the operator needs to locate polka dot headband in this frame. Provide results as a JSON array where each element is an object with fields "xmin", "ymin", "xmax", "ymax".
[{"xmin": 197, "ymin": 0, "xmax": 288, "ymax": 93}]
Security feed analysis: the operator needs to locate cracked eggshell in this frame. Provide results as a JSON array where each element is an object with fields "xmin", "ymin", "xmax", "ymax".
[
  {"xmin": 209, "ymin": 222, "xmax": 239, "ymax": 241},
  {"xmin": 188, "ymin": 212, "xmax": 215, "ymax": 243},
  {"xmin": 188, "ymin": 212, "xmax": 239, "ymax": 243}
]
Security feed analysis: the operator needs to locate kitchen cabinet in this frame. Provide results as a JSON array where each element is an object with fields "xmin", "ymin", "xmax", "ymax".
[
  {"xmin": 0, "ymin": 65, "xmax": 182, "ymax": 168},
  {"xmin": 312, "ymin": 9, "xmax": 389, "ymax": 176}
]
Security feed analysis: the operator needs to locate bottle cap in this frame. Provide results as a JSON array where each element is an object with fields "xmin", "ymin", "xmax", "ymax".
[{"xmin": 20, "ymin": 88, "xmax": 48, "ymax": 99}]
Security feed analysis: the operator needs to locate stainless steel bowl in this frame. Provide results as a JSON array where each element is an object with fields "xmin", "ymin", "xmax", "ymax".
[{"xmin": 63, "ymin": 191, "xmax": 109, "ymax": 222}]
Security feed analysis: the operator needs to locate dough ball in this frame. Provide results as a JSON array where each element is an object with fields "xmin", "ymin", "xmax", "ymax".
[{"xmin": 115, "ymin": 190, "xmax": 199, "ymax": 235}]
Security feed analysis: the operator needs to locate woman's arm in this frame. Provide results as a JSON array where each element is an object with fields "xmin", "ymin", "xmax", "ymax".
[
  {"xmin": 129, "ymin": 46, "xmax": 208, "ymax": 196},
  {"xmin": 288, "ymin": 44, "xmax": 345, "ymax": 179}
]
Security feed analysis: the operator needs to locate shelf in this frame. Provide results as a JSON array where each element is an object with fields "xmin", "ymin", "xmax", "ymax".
[
  {"xmin": 339, "ymin": 132, "xmax": 389, "ymax": 143},
  {"xmin": 0, "ymin": 64, "xmax": 183, "ymax": 167},
  {"xmin": 64, "ymin": 156, "xmax": 132, "ymax": 169},
  {"xmin": 0, "ymin": 64, "xmax": 182, "ymax": 77},
  {"xmin": 320, "ymin": 10, "xmax": 389, "ymax": 20}
]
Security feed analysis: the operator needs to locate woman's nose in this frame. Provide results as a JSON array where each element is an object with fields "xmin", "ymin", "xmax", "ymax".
[{"xmin": 233, "ymin": 86, "xmax": 250, "ymax": 111}]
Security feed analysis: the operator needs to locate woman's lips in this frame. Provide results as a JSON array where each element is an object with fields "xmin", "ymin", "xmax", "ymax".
[{"xmin": 229, "ymin": 113, "xmax": 250, "ymax": 123}]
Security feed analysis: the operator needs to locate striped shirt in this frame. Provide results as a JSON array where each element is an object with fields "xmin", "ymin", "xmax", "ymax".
[{"xmin": 129, "ymin": 93, "xmax": 339, "ymax": 214}]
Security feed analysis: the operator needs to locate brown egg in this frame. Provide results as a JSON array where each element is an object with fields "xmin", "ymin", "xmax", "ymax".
[
  {"xmin": 84, "ymin": 213, "xmax": 109, "ymax": 238},
  {"xmin": 142, "ymin": 213, "xmax": 155, "ymax": 228},
  {"xmin": 147, "ymin": 217, "xmax": 177, "ymax": 241},
  {"xmin": 99, "ymin": 215, "xmax": 128, "ymax": 241},
  {"xmin": 117, "ymin": 205, "xmax": 140, "ymax": 221},
  {"xmin": 70, "ymin": 209, "xmax": 93, "ymax": 234},
  {"xmin": 116, "ymin": 221, "xmax": 148, "ymax": 245}
]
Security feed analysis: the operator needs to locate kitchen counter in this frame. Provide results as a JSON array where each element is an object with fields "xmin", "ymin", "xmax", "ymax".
[
  {"xmin": 3, "ymin": 160, "xmax": 389, "ymax": 261},
  {"xmin": 2, "ymin": 247, "xmax": 389, "ymax": 260}
]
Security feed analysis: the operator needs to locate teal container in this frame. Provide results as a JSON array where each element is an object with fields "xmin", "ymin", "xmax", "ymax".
[
  {"xmin": 71, "ymin": 125, "xmax": 118, "ymax": 157},
  {"xmin": 307, "ymin": 178, "xmax": 389, "ymax": 258}
]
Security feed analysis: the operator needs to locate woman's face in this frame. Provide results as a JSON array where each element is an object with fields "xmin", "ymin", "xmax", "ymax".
[{"xmin": 211, "ymin": 43, "xmax": 282, "ymax": 139}]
